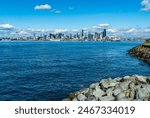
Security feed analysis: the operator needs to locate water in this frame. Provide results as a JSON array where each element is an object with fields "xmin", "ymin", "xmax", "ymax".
[{"xmin": 0, "ymin": 41, "xmax": 150, "ymax": 101}]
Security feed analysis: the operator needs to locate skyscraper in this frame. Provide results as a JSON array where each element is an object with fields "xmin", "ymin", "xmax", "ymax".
[
  {"xmin": 81, "ymin": 29, "xmax": 84, "ymax": 37},
  {"xmin": 102, "ymin": 29, "xmax": 107, "ymax": 38}
]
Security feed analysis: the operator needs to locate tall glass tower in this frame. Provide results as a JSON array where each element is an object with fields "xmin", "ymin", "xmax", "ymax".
[{"xmin": 102, "ymin": 29, "xmax": 106, "ymax": 38}]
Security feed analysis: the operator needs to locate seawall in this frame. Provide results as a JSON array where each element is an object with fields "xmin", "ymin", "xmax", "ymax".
[
  {"xmin": 129, "ymin": 44, "xmax": 150, "ymax": 63},
  {"xmin": 63, "ymin": 75, "xmax": 150, "ymax": 101}
]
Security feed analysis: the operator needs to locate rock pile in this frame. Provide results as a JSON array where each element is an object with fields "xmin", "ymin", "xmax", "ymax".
[
  {"xmin": 63, "ymin": 75, "xmax": 150, "ymax": 101},
  {"xmin": 129, "ymin": 45, "xmax": 150, "ymax": 63}
]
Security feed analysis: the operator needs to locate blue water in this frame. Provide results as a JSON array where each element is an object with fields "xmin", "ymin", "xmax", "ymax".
[{"xmin": 0, "ymin": 41, "xmax": 150, "ymax": 101}]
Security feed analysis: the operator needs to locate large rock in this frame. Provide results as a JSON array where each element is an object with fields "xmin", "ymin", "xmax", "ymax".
[
  {"xmin": 143, "ymin": 85, "xmax": 150, "ymax": 93},
  {"xmin": 72, "ymin": 97, "xmax": 78, "ymax": 101},
  {"xmin": 95, "ymin": 83, "xmax": 101, "ymax": 90},
  {"xmin": 136, "ymin": 88, "xmax": 149, "ymax": 100},
  {"xmin": 147, "ymin": 77, "xmax": 150, "ymax": 84},
  {"xmin": 80, "ymin": 88, "xmax": 89, "ymax": 94},
  {"xmin": 129, "ymin": 89, "xmax": 135, "ymax": 99},
  {"xmin": 118, "ymin": 98, "xmax": 132, "ymax": 101},
  {"xmin": 106, "ymin": 87, "xmax": 114, "ymax": 96},
  {"xmin": 69, "ymin": 91, "xmax": 80, "ymax": 99},
  {"xmin": 125, "ymin": 89, "xmax": 131, "ymax": 98},
  {"xmin": 113, "ymin": 87, "xmax": 122, "ymax": 96},
  {"xmin": 129, "ymin": 82, "xmax": 135, "ymax": 89},
  {"xmin": 135, "ymin": 75, "xmax": 147, "ymax": 84},
  {"xmin": 109, "ymin": 80, "xmax": 120, "ymax": 88},
  {"xmin": 93, "ymin": 88, "xmax": 106, "ymax": 99},
  {"xmin": 77, "ymin": 94, "xmax": 87, "ymax": 101},
  {"xmin": 90, "ymin": 83, "xmax": 97, "ymax": 89},
  {"xmin": 85, "ymin": 96, "xmax": 97, "ymax": 101},
  {"xmin": 134, "ymin": 85, "xmax": 142, "ymax": 91},
  {"xmin": 116, "ymin": 92, "xmax": 126, "ymax": 100},
  {"xmin": 113, "ymin": 77, "xmax": 122, "ymax": 82},
  {"xmin": 85, "ymin": 88, "xmax": 93, "ymax": 97},
  {"xmin": 101, "ymin": 78, "xmax": 119, "ymax": 89},
  {"xmin": 100, "ymin": 96, "xmax": 115, "ymax": 101},
  {"xmin": 101, "ymin": 79, "xmax": 109, "ymax": 89},
  {"xmin": 119, "ymin": 81, "xmax": 131, "ymax": 91},
  {"xmin": 123, "ymin": 76, "xmax": 131, "ymax": 81}
]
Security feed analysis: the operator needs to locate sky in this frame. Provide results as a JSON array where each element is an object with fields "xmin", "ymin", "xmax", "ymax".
[{"xmin": 0, "ymin": 0, "xmax": 150, "ymax": 37}]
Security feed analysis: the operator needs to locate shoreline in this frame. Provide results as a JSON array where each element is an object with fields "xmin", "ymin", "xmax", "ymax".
[
  {"xmin": 129, "ymin": 44, "xmax": 150, "ymax": 64},
  {"xmin": 63, "ymin": 43, "xmax": 150, "ymax": 101},
  {"xmin": 0, "ymin": 40, "xmax": 144, "ymax": 42},
  {"xmin": 63, "ymin": 75, "xmax": 150, "ymax": 101}
]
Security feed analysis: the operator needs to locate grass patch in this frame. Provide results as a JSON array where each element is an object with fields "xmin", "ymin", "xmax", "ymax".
[{"xmin": 143, "ymin": 43, "xmax": 150, "ymax": 47}]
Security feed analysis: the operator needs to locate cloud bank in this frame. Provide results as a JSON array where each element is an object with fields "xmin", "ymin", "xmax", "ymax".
[
  {"xmin": 1, "ymin": 23, "xmax": 150, "ymax": 38},
  {"xmin": 0, "ymin": 24, "xmax": 14, "ymax": 30}
]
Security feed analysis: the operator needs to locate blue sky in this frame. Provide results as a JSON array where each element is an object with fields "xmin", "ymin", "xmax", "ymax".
[{"xmin": 0, "ymin": 0, "xmax": 150, "ymax": 37}]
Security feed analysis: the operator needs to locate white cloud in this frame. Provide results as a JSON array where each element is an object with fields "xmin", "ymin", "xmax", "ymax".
[
  {"xmin": 141, "ymin": 0, "xmax": 150, "ymax": 11},
  {"xmin": 98, "ymin": 24, "xmax": 109, "ymax": 27},
  {"xmin": 50, "ymin": 9, "xmax": 61, "ymax": 14},
  {"xmin": 92, "ymin": 24, "xmax": 109, "ymax": 29},
  {"xmin": 144, "ymin": 28, "xmax": 150, "ymax": 32},
  {"xmin": 18, "ymin": 31, "xmax": 28, "ymax": 35},
  {"xmin": 54, "ymin": 29, "xmax": 68, "ymax": 33},
  {"xmin": 34, "ymin": 4, "xmax": 52, "ymax": 10},
  {"xmin": 34, "ymin": 4, "xmax": 62, "ymax": 14},
  {"xmin": 107, "ymin": 28, "xmax": 118, "ymax": 33},
  {"xmin": 126, "ymin": 28, "xmax": 137, "ymax": 33},
  {"xmin": 10, "ymin": 31, "xmax": 28, "ymax": 35},
  {"xmin": 0, "ymin": 24, "xmax": 14, "ymax": 30}
]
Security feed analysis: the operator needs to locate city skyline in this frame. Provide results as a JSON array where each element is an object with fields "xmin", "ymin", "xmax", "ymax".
[
  {"xmin": 0, "ymin": 0, "xmax": 150, "ymax": 38},
  {"xmin": 0, "ymin": 29, "xmax": 112, "ymax": 41}
]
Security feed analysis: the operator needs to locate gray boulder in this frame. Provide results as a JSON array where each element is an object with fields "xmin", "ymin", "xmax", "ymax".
[
  {"xmin": 129, "ymin": 89, "xmax": 135, "ymax": 99},
  {"xmin": 80, "ymin": 88, "xmax": 89, "ymax": 94},
  {"xmin": 69, "ymin": 91, "xmax": 80, "ymax": 99},
  {"xmin": 93, "ymin": 88, "xmax": 106, "ymax": 99},
  {"xmin": 136, "ymin": 88, "xmax": 149, "ymax": 100},
  {"xmin": 116, "ymin": 92, "xmax": 126, "ymax": 100},
  {"xmin": 118, "ymin": 98, "xmax": 132, "ymax": 101},
  {"xmin": 77, "ymin": 94, "xmax": 87, "ymax": 101},
  {"xmin": 143, "ymin": 85, "xmax": 150, "ymax": 93},
  {"xmin": 100, "ymin": 96, "xmax": 115, "ymax": 101},
  {"xmin": 72, "ymin": 97, "xmax": 78, "ymax": 101},
  {"xmin": 135, "ymin": 75, "xmax": 147, "ymax": 84},
  {"xmin": 113, "ymin": 77, "xmax": 122, "ymax": 82},
  {"xmin": 106, "ymin": 87, "xmax": 114, "ymax": 96},
  {"xmin": 129, "ymin": 82, "xmax": 135, "ymax": 89},
  {"xmin": 90, "ymin": 83, "xmax": 96, "ymax": 89},
  {"xmin": 119, "ymin": 81, "xmax": 131, "ymax": 91},
  {"xmin": 113, "ymin": 87, "xmax": 122, "ymax": 96},
  {"xmin": 101, "ymin": 79, "xmax": 109, "ymax": 89},
  {"xmin": 123, "ymin": 76, "xmax": 131, "ymax": 81},
  {"xmin": 85, "ymin": 96, "xmax": 97, "ymax": 101}
]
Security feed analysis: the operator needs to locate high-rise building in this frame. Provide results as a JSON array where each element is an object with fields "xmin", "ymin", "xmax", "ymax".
[
  {"xmin": 33, "ymin": 33, "xmax": 36, "ymax": 40},
  {"xmin": 81, "ymin": 29, "xmax": 84, "ymax": 37},
  {"xmin": 102, "ymin": 29, "xmax": 107, "ymax": 38},
  {"xmin": 44, "ymin": 35, "xmax": 47, "ymax": 40}
]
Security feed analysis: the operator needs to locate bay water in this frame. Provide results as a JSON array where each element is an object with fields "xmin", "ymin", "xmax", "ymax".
[{"xmin": 0, "ymin": 41, "xmax": 150, "ymax": 100}]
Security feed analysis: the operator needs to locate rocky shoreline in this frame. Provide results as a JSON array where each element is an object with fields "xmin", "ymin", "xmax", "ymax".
[
  {"xmin": 63, "ymin": 75, "xmax": 150, "ymax": 101},
  {"xmin": 129, "ymin": 44, "xmax": 150, "ymax": 63}
]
